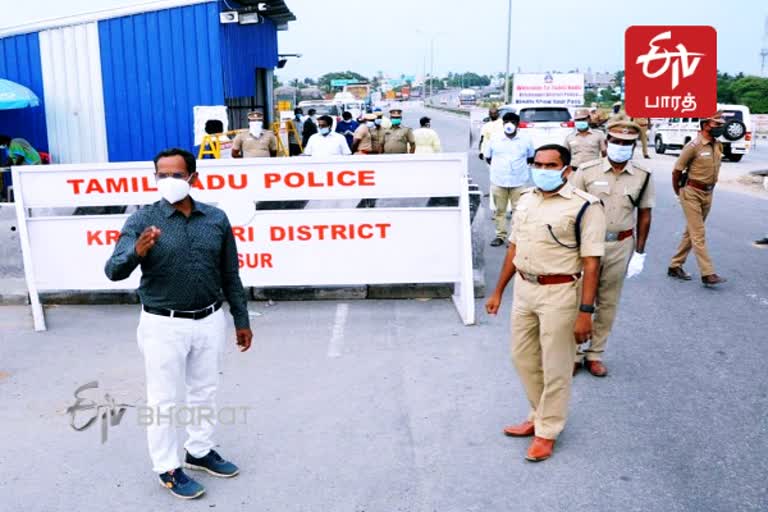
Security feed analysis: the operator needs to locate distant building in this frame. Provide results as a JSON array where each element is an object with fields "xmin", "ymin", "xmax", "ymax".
[
  {"xmin": 584, "ymin": 71, "xmax": 615, "ymax": 89},
  {"xmin": 0, "ymin": 0, "xmax": 295, "ymax": 163}
]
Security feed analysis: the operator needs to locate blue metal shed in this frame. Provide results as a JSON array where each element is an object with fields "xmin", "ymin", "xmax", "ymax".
[{"xmin": 0, "ymin": 0, "xmax": 295, "ymax": 163}]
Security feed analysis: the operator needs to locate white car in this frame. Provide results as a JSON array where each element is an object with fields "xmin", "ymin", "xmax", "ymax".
[
  {"xmin": 514, "ymin": 104, "xmax": 574, "ymax": 149},
  {"xmin": 651, "ymin": 104, "xmax": 752, "ymax": 162}
]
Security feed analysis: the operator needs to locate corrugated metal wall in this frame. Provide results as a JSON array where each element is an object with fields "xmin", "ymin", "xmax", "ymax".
[
  {"xmin": 39, "ymin": 23, "xmax": 109, "ymax": 164},
  {"xmin": 98, "ymin": 1, "xmax": 225, "ymax": 162},
  {"xmin": 220, "ymin": 16, "xmax": 278, "ymax": 99},
  {"xmin": 0, "ymin": 33, "xmax": 48, "ymax": 152}
]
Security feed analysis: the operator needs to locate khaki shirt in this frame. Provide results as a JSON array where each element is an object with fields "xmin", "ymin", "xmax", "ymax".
[
  {"xmin": 674, "ymin": 135, "xmax": 722, "ymax": 184},
  {"xmin": 371, "ymin": 126, "xmax": 386, "ymax": 153},
  {"xmin": 353, "ymin": 125, "xmax": 373, "ymax": 153},
  {"xmin": 632, "ymin": 117, "xmax": 650, "ymax": 128},
  {"xmin": 480, "ymin": 118, "xmax": 504, "ymax": 156},
  {"xmin": 564, "ymin": 130, "xmax": 605, "ymax": 168},
  {"xmin": 510, "ymin": 183, "xmax": 606, "ymax": 276},
  {"xmin": 571, "ymin": 158, "xmax": 655, "ymax": 233},
  {"xmin": 232, "ymin": 131, "xmax": 277, "ymax": 158},
  {"xmin": 383, "ymin": 126, "xmax": 415, "ymax": 154},
  {"xmin": 607, "ymin": 112, "xmax": 629, "ymax": 125}
]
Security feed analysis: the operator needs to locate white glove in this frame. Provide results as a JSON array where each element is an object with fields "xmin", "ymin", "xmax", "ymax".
[{"xmin": 626, "ymin": 252, "xmax": 646, "ymax": 279}]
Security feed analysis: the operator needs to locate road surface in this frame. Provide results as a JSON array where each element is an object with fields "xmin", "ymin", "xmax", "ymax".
[{"xmin": 1, "ymin": 104, "xmax": 766, "ymax": 512}]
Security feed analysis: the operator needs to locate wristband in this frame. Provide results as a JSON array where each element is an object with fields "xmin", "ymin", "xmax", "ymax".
[{"xmin": 579, "ymin": 304, "xmax": 595, "ymax": 314}]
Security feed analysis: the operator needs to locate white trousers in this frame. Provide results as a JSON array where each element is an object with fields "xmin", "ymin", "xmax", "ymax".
[{"xmin": 136, "ymin": 308, "xmax": 226, "ymax": 473}]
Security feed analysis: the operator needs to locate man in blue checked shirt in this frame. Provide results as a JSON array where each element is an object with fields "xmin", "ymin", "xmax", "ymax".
[{"xmin": 487, "ymin": 112, "xmax": 535, "ymax": 247}]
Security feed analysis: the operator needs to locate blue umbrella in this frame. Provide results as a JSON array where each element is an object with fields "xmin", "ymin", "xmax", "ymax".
[{"xmin": 0, "ymin": 78, "xmax": 40, "ymax": 110}]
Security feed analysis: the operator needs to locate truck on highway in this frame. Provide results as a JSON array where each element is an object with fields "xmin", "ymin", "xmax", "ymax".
[
  {"xmin": 343, "ymin": 83, "xmax": 372, "ymax": 109},
  {"xmin": 459, "ymin": 89, "xmax": 478, "ymax": 107}
]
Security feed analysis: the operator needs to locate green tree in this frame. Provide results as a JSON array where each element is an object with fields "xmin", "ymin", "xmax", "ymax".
[
  {"xmin": 730, "ymin": 75, "xmax": 768, "ymax": 113},
  {"xmin": 317, "ymin": 71, "xmax": 369, "ymax": 92},
  {"xmin": 584, "ymin": 90, "xmax": 598, "ymax": 105}
]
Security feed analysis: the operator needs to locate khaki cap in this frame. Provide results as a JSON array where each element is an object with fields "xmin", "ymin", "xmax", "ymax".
[
  {"xmin": 389, "ymin": 107, "xmax": 403, "ymax": 114},
  {"xmin": 363, "ymin": 113, "xmax": 377, "ymax": 121},
  {"xmin": 247, "ymin": 111, "xmax": 264, "ymax": 120},
  {"xmin": 573, "ymin": 108, "xmax": 590, "ymax": 120},
  {"xmin": 704, "ymin": 110, "xmax": 725, "ymax": 125},
  {"xmin": 612, "ymin": 101, "xmax": 622, "ymax": 107},
  {"xmin": 606, "ymin": 120, "xmax": 641, "ymax": 140}
]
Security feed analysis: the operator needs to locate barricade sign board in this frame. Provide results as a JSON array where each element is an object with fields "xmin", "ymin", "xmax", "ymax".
[{"xmin": 13, "ymin": 154, "xmax": 475, "ymax": 331}]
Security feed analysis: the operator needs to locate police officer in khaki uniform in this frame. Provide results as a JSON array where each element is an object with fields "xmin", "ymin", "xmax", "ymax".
[
  {"xmin": 607, "ymin": 101, "xmax": 628, "ymax": 125},
  {"xmin": 382, "ymin": 107, "xmax": 415, "ymax": 154},
  {"xmin": 668, "ymin": 112, "xmax": 727, "ymax": 286},
  {"xmin": 631, "ymin": 117, "xmax": 652, "ymax": 159},
  {"xmin": 486, "ymin": 144, "xmax": 606, "ymax": 462},
  {"xmin": 232, "ymin": 111, "xmax": 277, "ymax": 158},
  {"xmin": 571, "ymin": 121, "xmax": 655, "ymax": 377},
  {"xmin": 352, "ymin": 114, "xmax": 377, "ymax": 154},
  {"xmin": 564, "ymin": 108, "xmax": 606, "ymax": 170}
]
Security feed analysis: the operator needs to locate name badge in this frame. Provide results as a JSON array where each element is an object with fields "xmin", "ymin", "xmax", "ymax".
[
  {"xmin": 593, "ymin": 181, "xmax": 609, "ymax": 186},
  {"xmin": 700, "ymin": 152, "xmax": 711, "ymax": 156}
]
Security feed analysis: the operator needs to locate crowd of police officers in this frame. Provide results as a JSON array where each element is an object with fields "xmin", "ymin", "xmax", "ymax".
[{"xmin": 482, "ymin": 104, "xmax": 728, "ymax": 462}]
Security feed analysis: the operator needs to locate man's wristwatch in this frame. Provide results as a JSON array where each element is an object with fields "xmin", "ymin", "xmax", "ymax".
[{"xmin": 579, "ymin": 304, "xmax": 595, "ymax": 314}]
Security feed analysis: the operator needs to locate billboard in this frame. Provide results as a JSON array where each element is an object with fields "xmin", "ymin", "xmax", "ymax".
[{"xmin": 512, "ymin": 73, "xmax": 585, "ymax": 106}]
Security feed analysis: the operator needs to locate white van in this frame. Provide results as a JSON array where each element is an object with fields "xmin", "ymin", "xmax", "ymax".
[{"xmin": 651, "ymin": 104, "xmax": 752, "ymax": 162}]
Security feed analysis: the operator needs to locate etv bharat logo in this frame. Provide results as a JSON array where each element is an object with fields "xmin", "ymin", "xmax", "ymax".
[
  {"xmin": 636, "ymin": 31, "xmax": 704, "ymax": 90},
  {"xmin": 625, "ymin": 26, "xmax": 716, "ymax": 118}
]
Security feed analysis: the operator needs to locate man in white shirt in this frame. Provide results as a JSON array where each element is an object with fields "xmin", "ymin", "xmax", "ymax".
[
  {"xmin": 413, "ymin": 116, "xmax": 442, "ymax": 154},
  {"xmin": 303, "ymin": 115, "xmax": 352, "ymax": 157},
  {"xmin": 487, "ymin": 112, "xmax": 535, "ymax": 246}
]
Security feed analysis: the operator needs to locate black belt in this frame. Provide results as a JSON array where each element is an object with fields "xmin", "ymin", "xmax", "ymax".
[{"xmin": 143, "ymin": 301, "xmax": 222, "ymax": 320}]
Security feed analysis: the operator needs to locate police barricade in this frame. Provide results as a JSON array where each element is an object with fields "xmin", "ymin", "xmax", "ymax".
[{"xmin": 13, "ymin": 154, "xmax": 475, "ymax": 331}]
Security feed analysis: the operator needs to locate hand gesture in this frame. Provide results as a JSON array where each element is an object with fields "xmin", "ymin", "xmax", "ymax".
[{"xmin": 135, "ymin": 226, "xmax": 161, "ymax": 258}]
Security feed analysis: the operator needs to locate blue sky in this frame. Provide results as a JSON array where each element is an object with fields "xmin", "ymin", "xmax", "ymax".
[{"xmin": 3, "ymin": 0, "xmax": 766, "ymax": 80}]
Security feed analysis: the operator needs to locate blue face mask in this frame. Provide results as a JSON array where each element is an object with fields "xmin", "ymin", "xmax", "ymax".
[
  {"xmin": 319, "ymin": 127, "xmax": 331, "ymax": 136},
  {"xmin": 391, "ymin": 118, "xmax": 402, "ymax": 127},
  {"xmin": 575, "ymin": 121, "xmax": 589, "ymax": 131},
  {"xmin": 531, "ymin": 167, "xmax": 566, "ymax": 192},
  {"xmin": 606, "ymin": 142, "xmax": 633, "ymax": 163}
]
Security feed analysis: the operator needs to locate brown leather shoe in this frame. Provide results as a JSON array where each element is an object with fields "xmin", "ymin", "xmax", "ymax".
[
  {"xmin": 667, "ymin": 266, "xmax": 692, "ymax": 281},
  {"xmin": 702, "ymin": 274, "xmax": 727, "ymax": 287},
  {"xmin": 585, "ymin": 360, "xmax": 608, "ymax": 377},
  {"xmin": 503, "ymin": 421, "xmax": 535, "ymax": 437},
  {"xmin": 573, "ymin": 362, "xmax": 581, "ymax": 376},
  {"xmin": 525, "ymin": 436, "xmax": 555, "ymax": 462}
]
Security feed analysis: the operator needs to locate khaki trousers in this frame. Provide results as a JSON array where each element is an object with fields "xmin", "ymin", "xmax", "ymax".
[
  {"xmin": 577, "ymin": 237, "xmax": 634, "ymax": 362},
  {"xmin": 670, "ymin": 186, "xmax": 715, "ymax": 276},
  {"xmin": 491, "ymin": 185, "xmax": 524, "ymax": 239},
  {"xmin": 511, "ymin": 275, "xmax": 580, "ymax": 440},
  {"xmin": 639, "ymin": 127, "xmax": 649, "ymax": 156}
]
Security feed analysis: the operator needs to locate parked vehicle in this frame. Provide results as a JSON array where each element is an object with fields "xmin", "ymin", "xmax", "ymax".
[
  {"xmin": 651, "ymin": 104, "xmax": 752, "ymax": 162},
  {"xmin": 459, "ymin": 88, "xmax": 477, "ymax": 107},
  {"xmin": 514, "ymin": 104, "xmax": 574, "ymax": 148}
]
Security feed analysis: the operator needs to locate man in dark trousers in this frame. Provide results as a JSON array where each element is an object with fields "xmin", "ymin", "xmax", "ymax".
[
  {"xmin": 105, "ymin": 148, "xmax": 253, "ymax": 500},
  {"xmin": 302, "ymin": 108, "xmax": 318, "ymax": 148}
]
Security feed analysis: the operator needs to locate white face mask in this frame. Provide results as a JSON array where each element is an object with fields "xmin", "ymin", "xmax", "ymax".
[
  {"xmin": 504, "ymin": 122, "xmax": 517, "ymax": 135},
  {"xmin": 607, "ymin": 142, "xmax": 634, "ymax": 163},
  {"xmin": 366, "ymin": 121, "xmax": 376, "ymax": 129},
  {"xmin": 249, "ymin": 122, "xmax": 262, "ymax": 137},
  {"xmin": 157, "ymin": 175, "xmax": 192, "ymax": 204}
]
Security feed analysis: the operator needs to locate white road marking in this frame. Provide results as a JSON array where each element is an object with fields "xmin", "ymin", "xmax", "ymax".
[{"xmin": 327, "ymin": 303, "xmax": 350, "ymax": 358}]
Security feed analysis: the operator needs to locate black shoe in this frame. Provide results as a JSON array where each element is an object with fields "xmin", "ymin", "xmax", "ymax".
[
  {"xmin": 490, "ymin": 237, "xmax": 505, "ymax": 247},
  {"xmin": 667, "ymin": 266, "xmax": 692, "ymax": 281},
  {"xmin": 702, "ymin": 274, "xmax": 727, "ymax": 287},
  {"xmin": 754, "ymin": 237, "xmax": 768, "ymax": 247},
  {"xmin": 184, "ymin": 449, "xmax": 240, "ymax": 478},
  {"xmin": 644, "ymin": 155, "xmax": 651, "ymax": 159},
  {"xmin": 158, "ymin": 468, "xmax": 205, "ymax": 500}
]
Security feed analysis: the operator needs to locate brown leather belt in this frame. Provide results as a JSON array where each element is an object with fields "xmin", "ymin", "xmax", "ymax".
[
  {"xmin": 519, "ymin": 272, "xmax": 581, "ymax": 285},
  {"xmin": 606, "ymin": 228, "xmax": 634, "ymax": 242},
  {"xmin": 686, "ymin": 178, "xmax": 715, "ymax": 192}
]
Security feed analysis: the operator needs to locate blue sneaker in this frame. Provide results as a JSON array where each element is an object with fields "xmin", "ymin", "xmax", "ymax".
[
  {"xmin": 184, "ymin": 449, "xmax": 240, "ymax": 478},
  {"xmin": 158, "ymin": 468, "xmax": 205, "ymax": 499}
]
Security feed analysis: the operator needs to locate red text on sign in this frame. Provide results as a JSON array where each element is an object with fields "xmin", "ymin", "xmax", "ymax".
[
  {"xmin": 263, "ymin": 170, "xmax": 376, "ymax": 189},
  {"xmin": 270, "ymin": 223, "xmax": 391, "ymax": 242},
  {"xmin": 238, "ymin": 253, "xmax": 273, "ymax": 269},
  {"xmin": 86, "ymin": 230, "xmax": 121, "ymax": 245}
]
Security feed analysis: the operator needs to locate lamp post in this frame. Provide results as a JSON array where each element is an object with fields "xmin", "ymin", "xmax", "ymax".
[{"xmin": 504, "ymin": 0, "xmax": 512, "ymax": 104}]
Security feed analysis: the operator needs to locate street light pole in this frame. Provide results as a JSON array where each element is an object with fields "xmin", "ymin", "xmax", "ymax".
[
  {"xmin": 429, "ymin": 37, "xmax": 434, "ymax": 100},
  {"xmin": 504, "ymin": 0, "xmax": 512, "ymax": 104}
]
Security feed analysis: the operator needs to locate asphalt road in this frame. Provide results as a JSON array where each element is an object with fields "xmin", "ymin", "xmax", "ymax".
[{"xmin": 1, "ymin": 104, "xmax": 767, "ymax": 512}]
